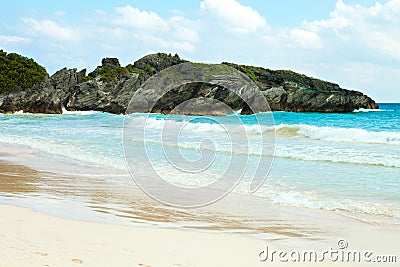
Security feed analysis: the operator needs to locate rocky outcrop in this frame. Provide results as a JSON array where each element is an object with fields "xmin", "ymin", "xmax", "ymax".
[
  {"xmin": 88, "ymin": 58, "xmax": 120, "ymax": 78},
  {"xmin": 51, "ymin": 68, "xmax": 86, "ymax": 105},
  {"xmin": 0, "ymin": 53, "xmax": 379, "ymax": 115},
  {"xmin": 66, "ymin": 72, "xmax": 144, "ymax": 113},
  {"xmin": 132, "ymin": 53, "xmax": 185, "ymax": 72},
  {"xmin": 0, "ymin": 77, "xmax": 61, "ymax": 114},
  {"xmin": 263, "ymin": 86, "xmax": 377, "ymax": 112},
  {"xmin": 65, "ymin": 55, "xmax": 185, "ymax": 113},
  {"xmin": 0, "ymin": 67, "xmax": 85, "ymax": 114},
  {"xmin": 224, "ymin": 63, "xmax": 378, "ymax": 112}
]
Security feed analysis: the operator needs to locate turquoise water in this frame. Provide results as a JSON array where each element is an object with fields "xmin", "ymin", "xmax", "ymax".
[{"xmin": 0, "ymin": 104, "xmax": 399, "ymax": 220}]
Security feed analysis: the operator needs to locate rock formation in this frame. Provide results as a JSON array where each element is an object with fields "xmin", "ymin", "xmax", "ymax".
[{"xmin": 0, "ymin": 52, "xmax": 379, "ymax": 115}]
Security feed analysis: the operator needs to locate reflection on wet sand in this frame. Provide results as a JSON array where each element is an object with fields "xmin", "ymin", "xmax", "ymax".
[
  {"xmin": 0, "ymin": 161, "xmax": 41, "ymax": 194},
  {"xmin": 0, "ymin": 160, "xmax": 323, "ymax": 242}
]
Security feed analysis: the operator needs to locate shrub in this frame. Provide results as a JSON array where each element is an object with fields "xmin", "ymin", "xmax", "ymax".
[
  {"xmin": 0, "ymin": 50, "xmax": 47, "ymax": 93},
  {"xmin": 96, "ymin": 66, "xmax": 137, "ymax": 82}
]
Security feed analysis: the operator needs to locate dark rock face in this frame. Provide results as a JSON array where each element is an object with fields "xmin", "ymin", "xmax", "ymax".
[
  {"xmin": 102, "ymin": 58, "xmax": 120, "ymax": 69},
  {"xmin": 0, "ymin": 79, "xmax": 61, "ymax": 114},
  {"xmin": 0, "ymin": 53, "xmax": 379, "ymax": 115},
  {"xmin": 88, "ymin": 58, "xmax": 121, "ymax": 78},
  {"xmin": 132, "ymin": 53, "xmax": 185, "ymax": 72},
  {"xmin": 66, "ymin": 53, "xmax": 184, "ymax": 114},
  {"xmin": 66, "ymin": 72, "xmax": 144, "ymax": 113},
  {"xmin": 224, "ymin": 63, "xmax": 378, "ymax": 112},
  {"xmin": 151, "ymin": 85, "xmax": 250, "ymax": 116},
  {"xmin": 262, "ymin": 86, "xmax": 378, "ymax": 112},
  {"xmin": 51, "ymin": 68, "xmax": 86, "ymax": 106},
  {"xmin": 0, "ymin": 68, "xmax": 85, "ymax": 114}
]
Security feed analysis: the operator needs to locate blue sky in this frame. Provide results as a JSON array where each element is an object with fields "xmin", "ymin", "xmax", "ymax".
[{"xmin": 1, "ymin": 0, "xmax": 399, "ymax": 102}]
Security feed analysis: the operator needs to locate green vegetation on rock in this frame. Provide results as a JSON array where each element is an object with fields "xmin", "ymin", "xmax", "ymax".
[
  {"xmin": 223, "ymin": 62, "xmax": 341, "ymax": 92},
  {"xmin": 0, "ymin": 50, "xmax": 47, "ymax": 93},
  {"xmin": 0, "ymin": 50, "xmax": 379, "ymax": 114},
  {"xmin": 223, "ymin": 63, "xmax": 259, "ymax": 82},
  {"xmin": 82, "ymin": 75, "xmax": 95, "ymax": 82},
  {"xmin": 86, "ymin": 66, "xmax": 133, "ymax": 83},
  {"xmin": 97, "ymin": 66, "xmax": 129, "ymax": 82}
]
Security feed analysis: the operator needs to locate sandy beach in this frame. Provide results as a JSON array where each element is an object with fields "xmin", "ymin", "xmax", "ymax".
[
  {"xmin": 0, "ymin": 204, "xmax": 268, "ymax": 267},
  {"xmin": 0, "ymin": 146, "xmax": 399, "ymax": 266},
  {"xmin": 0, "ymin": 204, "xmax": 392, "ymax": 267},
  {"xmin": 1, "ymin": 0, "xmax": 400, "ymax": 265},
  {"xmin": 0, "ymin": 203, "xmax": 369, "ymax": 267}
]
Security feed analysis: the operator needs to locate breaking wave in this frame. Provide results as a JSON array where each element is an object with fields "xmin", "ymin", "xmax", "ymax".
[{"xmin": 276, "ymin": 124, "xmax": 400, "ymax": 145}]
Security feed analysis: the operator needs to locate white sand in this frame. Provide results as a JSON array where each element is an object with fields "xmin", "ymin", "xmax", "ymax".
[
  {"xmin": 0, "ymin": 204, "xmax": 367, "ymax": 267},
  {"xmin": 0, "ymin": 204, "xmax": 265, "ymax": 267}
]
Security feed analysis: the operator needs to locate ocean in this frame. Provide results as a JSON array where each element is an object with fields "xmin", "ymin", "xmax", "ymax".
[{"xmin": 0, "ymin": 104, "xmax": 399, "ymax": 223}]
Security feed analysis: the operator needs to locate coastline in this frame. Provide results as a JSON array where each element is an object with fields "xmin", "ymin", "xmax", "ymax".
[
  {"xmin": 1, "ymin": 0, "xmax": 399, "ymax": 265},
  {"xmin": 0, "ymin": 52, "xmax": 379, "ymax": 115},
  {"xmin": 0, "ymin": 204, "xmax": 367, "ymax": 267},
  {"xmin": 0, "ymin": 143, "xmax": 399, "ymax": 266}
]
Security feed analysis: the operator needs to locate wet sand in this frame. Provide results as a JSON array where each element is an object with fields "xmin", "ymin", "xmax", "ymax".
[{"xmin": 0, "ymin": 145, "xmax": 399, "ymax": 266}]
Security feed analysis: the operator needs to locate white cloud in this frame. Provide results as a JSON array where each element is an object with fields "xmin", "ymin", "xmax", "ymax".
[
  {"xmin": 113, "ymin": 5, "xmax": 169, "ymax": 31},
  {"xmin": 303, "ymin": 0, "xmax": 400, "ymax": 59},
  {"xmin": 22, "ymin": 18, "xmax": 79, "ymax": 41},
  {"xmin": 88, "ymin": 6, "xmax": 199, "ymax": 52},
  {"xmin": 169, "ymin": 16, "xmax": 200, "ymax": 43},
  {"xmin": 290, "ymin": 29, "xmax": 323, "ymax": 49},
  {"xmin": 306, "ymin": 0, "xmax": 355, "ymax": 31},
  {"xmin": 133, "ymin": 33, "xmax": 196, "ymax": 52},
  {"xmin": 106, "ymin": 7, "xmax": 199, "ymax": 52},
  {"xmin": 0, "ymin": 35, "xmax": 28, "ymax": 43},
  {"xmin": 17, "ymin": 5, "xmax": 199, "ymax": 56},
  {"xmin": 200, "ymin": 0, "xmax": 267, "ymax": 34}
]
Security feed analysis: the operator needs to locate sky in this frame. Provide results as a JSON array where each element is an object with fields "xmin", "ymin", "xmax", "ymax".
[{"xmin": 0, "ymin": 0, "xmax": 399, "ymax": 102}]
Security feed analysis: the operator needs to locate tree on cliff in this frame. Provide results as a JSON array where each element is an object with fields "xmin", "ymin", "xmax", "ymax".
[{"xmin": 0, "ymin": 50, "xmax": 47, "ymax": 93}]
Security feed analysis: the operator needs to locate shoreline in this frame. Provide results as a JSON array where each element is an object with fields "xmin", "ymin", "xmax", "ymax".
[
  {"xmin": 0, "ymin": 143, "xmax": 399, "ymax": 266},
  {"xmin": 1, "ymin": 142, "xmax": 399, "ymax": 229},
  {"xmin": 0, "ymin": 203, "xmax": 394, "ymax": 267}
]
